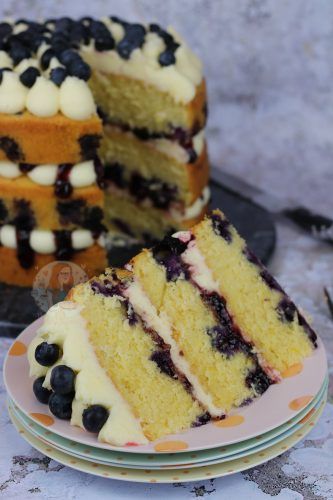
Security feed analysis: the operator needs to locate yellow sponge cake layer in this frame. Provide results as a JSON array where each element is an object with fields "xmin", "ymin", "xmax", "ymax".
[
  {"xmin": 101, "ymin": 125, "xmax": 209, "ymax": 205},
  {"xmin": 184, "ymin": 211, "xmax": 316, "ymax": 375},
  {"xmin": 0, "ymin": 113, "xmax": 102, "ymax": 165},
  {"xmin": 88, "ymin": 72, "xmax": 206, "ymax": 134},
  {"xmin": 68, "ymin": 272, "xmax": 204, "ymax": 441},
  {"xmin": 129, "ymin": 250, "xmax": 267, "ymax": 413},
  {"xmin": 0, "ymin": 176, "xmax": 103, "ymax": 230}
]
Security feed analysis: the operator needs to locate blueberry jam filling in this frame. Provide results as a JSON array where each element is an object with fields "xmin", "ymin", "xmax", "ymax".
[
  {"xmin": 210, "ymin": 213, "xmax": 232, "ymax": 243},
  {"xmin": 0, "ymin": 137, "xmax": 24, "ymax": 162},
  {"xmin": 104, "ymin": 163, "xmax": 179, "ymax": 210},
  {"xmin": 54, "ymin": 230, "xmax": 74, "ymax": 260},
  {"xmin": 102, "ymin": 115, "xmax": 201, "ymax": 163},
  {"xmin": 152, "ymin": 235, "xmax": 189, "ymax": 281},
  {"xmin": 112, "ymin": 218, "xmax": 135, "ymax": 237},
  {"xmin": 55, "ymin": 164, "xmax": 73, "ymax": 198},
  {"xmin": 0, "ymin": 200, "xmax": 8, "ymax": 223},
  {"xmin": 277, "ymin": 297, "xmax": 296, "ymax": 323},
  {"xmin": 297, "ymin": 312, "xmax": 317, "ymax": 347},
  {"xmin": 150, "ymin": 349, "xmax": 177, "ymax": 378},
  {"xmin": 206, "ymin": 325, "xmax": 248, "ymax": 358},
  {"xmin": 79, "ymin": 135, "xmax": 101, "ymax": 161},
  {"xmin": 12, "ymin": 199, "xmax": 36, "ymax": 269},
  {"xmin": 192, "ymin": 412, "xmax": 211, "ymax": 428},
  {"xmin": 57, "ymin": 199, "xmax": 105, "ymax": 236},
  {"xmin": 82, "ymin": 405, "xmax": 109, "ymax": 433},
  {"xmin": 246, "ymin": 367, "xmax": 272, "ymax": 396}
]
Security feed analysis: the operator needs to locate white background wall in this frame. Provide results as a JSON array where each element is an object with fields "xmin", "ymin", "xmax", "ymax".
[{"xmin": 2, "ymin": 0, "xmax": 332, "ymax": 215}]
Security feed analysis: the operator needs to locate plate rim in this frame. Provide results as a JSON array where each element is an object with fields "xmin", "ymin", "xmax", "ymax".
[
  {"xmin": 7, "ymin": 397, "xmax": 326, "ymax": 484},
  {"xmin": 7, "ymin": 376, "xmax": 328, "ymax": 468},
  {"xmin": 9, "ymin": 384, "xmax": 327, "ymax": 470}
]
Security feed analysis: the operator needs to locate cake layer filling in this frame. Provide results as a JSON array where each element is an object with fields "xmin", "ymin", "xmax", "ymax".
[
  {"xmin": 123, "ymin": 277, "xmax": 223, "ymax": 417},
  {"xmin": 28, "ymin": 301, "xmax": 148, "ymax": 445},
  {"xmin": 187, "ymin": 212, "xmax": 316, "ymax": 375},
  {"xmin": 0, "ymin": 223, "xmax": 105, "ymax": 269},
  {"xmin": 101, "ymin": 121, "xmax": 205, "ymax": 164},
  {"xmin": 105, "ymin": 166, "xmax": 210, "ymax": 217},
  {"xmin": 0, "ymin": 159, "xmax": 100, "ymax": 192}
]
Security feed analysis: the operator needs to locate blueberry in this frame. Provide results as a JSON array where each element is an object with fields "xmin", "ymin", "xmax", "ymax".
[
  {"xmin": 58, "ymin": 49, "xmax": 80, "ymax": 66},
  {"xmin": 50, "ymin": 365, "xmax": 75, "ymax": 395},
  {"xmin": 89, "ymin": 20, "xmax": 114, "ymax": 52},
  {"xmin": 192, "ymin": 412, "xmax": 211, "ymax": 427},
  {"xmin": 117, "ymin": 24, "xmax": 146, "ymax": 59},
  {"xmin": 49, "ymin": 392, "xmax": 74, "ymax": 420},
  {"xmin": 246, "ymin": 368, "xmax": 271, "ymax": 395},
  {"xmin": 35, "ymin": 342, "xmax": 60, "ymax": 366},
  {"xmin": 41, "ymin": 48, "xmax": 55, "ymax": 70},
  {"xmin": 33, "ymin": 376, "xmax": 52, "ymax": 404},
  {"xmin": 19, "ymin": 67, "xmax": 40, "ymax": 88},
  {"xmin": 0, "ymin": 22, "xmax": 12, "ymax": 40},
  {"xmin": 0, "ymin": 68, "xmax": 12, "ymax": 85},
  {"xmin": 82, "ymin": 405, "xmax": 109, "ymax": 433},
  {"xmin": 9, "ymin": 44, "xmax": 31, "ymax": 65},
  {"xmin": 50, "ymin": 67, "xmax": 67, "ymax": 86},
  {"xmin": 277, "ymin": 297, "xmax": 296, "ymax": 323},
  {"xmin": 159, "ymin": 50, "xmax": 176, "ymax": 66},
  {"xmin": 67, "ymin": 58, "xmax": 91, "ymax": 81}
]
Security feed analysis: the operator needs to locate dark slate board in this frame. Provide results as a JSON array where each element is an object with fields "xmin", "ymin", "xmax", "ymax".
[{"xmin": 0, "ymin": 178, "xmax": 276, "ymax": 337}]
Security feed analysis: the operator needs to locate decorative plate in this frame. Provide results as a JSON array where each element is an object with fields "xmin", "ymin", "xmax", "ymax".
[
  {"xmin": 9, "ymin": 380, "xmax": 327, "ymax": 470},
  {"xmin": 8, "ymin": 397, "xmax": 326, "ymax": 483},
  {"xmin": 4, "ymin": 317, "xmax": 327, "ymax": 453}
]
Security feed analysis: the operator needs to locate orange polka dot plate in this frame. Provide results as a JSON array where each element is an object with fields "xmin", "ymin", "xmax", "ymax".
[{"xmin": 4, "ymin": 316, "xmax": 328, "ymax": 454}]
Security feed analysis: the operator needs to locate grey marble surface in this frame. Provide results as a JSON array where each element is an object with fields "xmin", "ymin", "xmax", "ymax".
[{"xmin": 1, "ymin": 221, "xmax": 333, "ymax": 499}]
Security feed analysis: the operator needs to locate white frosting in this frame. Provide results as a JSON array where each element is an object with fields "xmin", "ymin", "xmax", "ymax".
[
  {"xmin": 148, "ymin": 129, "xmax": 205, "ymax": 163},
  {"xmin": 27, "ymin": 302, "xmax": 148, "ymax": 445},
  {"xmin": 0, "ymin": 161, "xmax": 20, "ymax": 178},
  {"xmin": 0, "ymin": 225, "xmax": 16, "ymax": 248},
  {"xmin": 26, "ymin": 76, "xmax": 60, "ymax": 117},
  {"xmin": 171, "ymin": 186, "xmax": 210, "ymax": 221},
  {"xmin": 0, "ymin": 225, "xmax": 104, "ymax": 253},
  {"xmin": 28, "ymin": 165, "xmax": 57, "ymax": 186},
  {"xmin": 0, "ymin": 50, "xmax": 13, "ymax": 68},
  {"xmin": 59, "ymin": 76, "xmax": 96, "ymax": 120},
  {"xmin": 72, "ymin": 229, "xmax": 94, "ymax": 250},
  {"xmin": 0, "ymin": 160, "xmax": 97, "ymax": 188},
  {"xmin": 15, "ymin": 58, "xmax": 39, "ymax": 74},
  {"xmin": 123, "ymin": 279, "xmax": 224, "ymax": 417},
  {"xmin": 178, "ymin": 236, "xmax": 220, "ymax": 292},
  {"xmin": 0, "ymin": 71, "xmax": 28, "ymax": 113},
  {"xmin": 30, "ymin": 230, "xmax": 56, "ymax": 254},
  {"xmin": 69, "ymin": 161, "xmax": 97, "ymax": 187},
  {"xmin": 81, "ymin": 26, "xmax": 202, "ymax": 104}
]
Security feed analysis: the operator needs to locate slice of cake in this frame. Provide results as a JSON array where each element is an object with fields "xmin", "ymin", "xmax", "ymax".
[
  {"xmin": 27, "ymin": 210, "xmax": 317, "ymax": 445},
  {"xmin": 0, "ymin": 17, "xmax": 209, "ymax": 286}
]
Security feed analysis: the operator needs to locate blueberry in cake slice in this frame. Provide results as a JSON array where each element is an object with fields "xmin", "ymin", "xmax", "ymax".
[{"xmin": 27, "ymin": 210, "xmax": 317, "ymax": 445}]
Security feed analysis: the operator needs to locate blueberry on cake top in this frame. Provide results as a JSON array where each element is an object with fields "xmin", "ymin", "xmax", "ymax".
[
  {"xmin": 0, "ymin": 16, "xmax": 209, "ymax": 286},
  {"xmin": 27, "ymin": 211, "xmax": 317, "ymax": 445}
]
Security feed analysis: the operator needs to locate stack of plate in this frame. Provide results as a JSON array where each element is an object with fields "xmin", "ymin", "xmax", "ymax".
[{"xmin": 4, "ymin": 318, "xmax": 328, "ymax": 484}]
